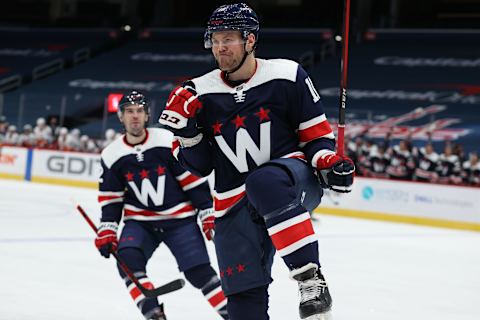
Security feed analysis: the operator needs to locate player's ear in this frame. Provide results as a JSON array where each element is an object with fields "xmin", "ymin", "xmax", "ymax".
[{"xmin": 246, "ymin": 33, "xmax": 256, "ymax": 51}]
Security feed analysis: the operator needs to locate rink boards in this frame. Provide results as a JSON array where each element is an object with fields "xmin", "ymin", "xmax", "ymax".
[{"xmin": 1, "ymin": 146, "xmax": 479, "ymax": 231}]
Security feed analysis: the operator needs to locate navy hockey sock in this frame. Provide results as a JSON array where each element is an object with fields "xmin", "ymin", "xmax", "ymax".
[
  {"xmin": 184, "ymin": 263, "xmax": 228, "ymax": 319},
  {"xmin": 245, "ymin": 163, "xmax": 320, "ymax": 270},
  {"xmin": 227, "ymin": 285, "xmax": 269, "ymax": 320},
  {"xmin": 117, "ymin": 248, "xmax": 162, "ymax": 318}
]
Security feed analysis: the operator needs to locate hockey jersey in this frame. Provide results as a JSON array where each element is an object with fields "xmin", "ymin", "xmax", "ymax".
[
  {"xmin": 173, "ymin": 58, "xmax": 335, "ymax": 217},
  {"xmin": 414, "ymin": 147, "xmax": 440, "ymax": 182},
  {"xmin": 99, "ymin": 128, "xmax": 212, "ymax": 223},
  {"xmin": 462, "ymin": 160, "xmax": 480, "ymax": 185}
]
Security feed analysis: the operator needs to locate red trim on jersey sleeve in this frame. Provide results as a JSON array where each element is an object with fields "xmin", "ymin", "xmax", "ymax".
[
  {"xmin": 178, "ymin": 173, "xmax": 200, "ymax": 188},
  {"xmin": 98, "ymin": 195, "xmax": 122, "ymax": 202},
  {"xmin": 214, "ymin": 191, "xmax": 246, "ymax": 212},
  {"xmin": 298, "ymin": 121, "xmax": 333, "ymax": 144}
]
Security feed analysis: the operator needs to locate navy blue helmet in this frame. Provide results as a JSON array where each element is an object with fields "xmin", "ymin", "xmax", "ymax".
[
  {"xmin": 204, "ymin": 3, "xmax": 259, "ymax": 49},
  {"xmin": 118, "ymin": 91, "xmax": 149, "ymax": 116}
]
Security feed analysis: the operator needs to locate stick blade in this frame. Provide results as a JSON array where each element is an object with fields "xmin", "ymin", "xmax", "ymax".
[{"xmin": 143, "ymin": 278, "xmax": 186, "ymax": 298}]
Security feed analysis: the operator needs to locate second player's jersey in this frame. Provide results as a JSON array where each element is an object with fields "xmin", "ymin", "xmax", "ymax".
[
  {"xmin": 414, "ymin": 148, "xmax": 439, "ymax": 181},
  {"xmin": 99, "ymin": 128, "xmax": 212, "ymax": 223},
  {"xmin": 175, "ymin": 58, "xmax": 335, "ymax": 217}
]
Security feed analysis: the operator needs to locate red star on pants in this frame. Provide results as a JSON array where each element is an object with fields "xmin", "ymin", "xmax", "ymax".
[
  {"xmin": 140, "ymin": 169, "xmax": 149, "ymax": 179},
  {"xmin": 236, "ymin": 264, "xmax": 246, "ymax": 273},
  {"xmin": 255, "ymin": 107, "xmax": 270, "ymax": 122},
  {"xmin": 156, "ymin": 165, "xmax": 165, "ymax": 175},
  {"xmin": 226, "ymin": 266, "xmax": 234, "ymax": 276},
  {"xmin": 220, "ymin": 270, "xmax": 225, "ymax": 278},
  {"xmin": 231, "ymin": 114, "xmax": 246, "ymax": 129},
  {"xmin": 212, "ymin": 121, "xmax": 223, "ymax": 135},
  {"xmin": 125, "ymin": 172, "xmax": 134, "ymax": 181}
]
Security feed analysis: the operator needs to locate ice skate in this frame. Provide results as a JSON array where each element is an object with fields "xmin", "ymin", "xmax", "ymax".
[
  {"xmin": 145, "ymin": 304, "xmax": 166, "ymax": 320},
  {"xmin": 290, "ymin": 263, "xmax": 332, "ymax": 320}
]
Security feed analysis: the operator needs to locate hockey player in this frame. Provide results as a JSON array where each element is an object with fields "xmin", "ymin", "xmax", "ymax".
[
  {"xmin": 462, "ymin": 152, "xmax": 480, "ymax": 186},
  {"xmin": 438, "ymin": 143, "xmax": 462, "ymax": 185},
  {"xmin": 96, "ymin": 91, "xmax": 228, "ymax": 320},
  {"xmin": 413, "ymin": 143, "xmax": 439, "ymax": 183},
  {"xmin": 158, "ymin": 3, "xmax": 354, "ymax": 320},
  {"xmin": 386, "ymin": 140, "xmax": 414, "ymax": 180}
]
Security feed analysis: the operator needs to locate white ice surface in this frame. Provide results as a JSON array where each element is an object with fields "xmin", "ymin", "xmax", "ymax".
[{"xmin": 0, "ymin": 179, "xmax": 479, "ymax": 320}]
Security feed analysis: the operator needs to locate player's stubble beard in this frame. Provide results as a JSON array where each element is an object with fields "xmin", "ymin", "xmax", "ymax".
[
  {"xmin": 126, "ymin": 121, "xmax": 145, "ymax": 138},
  {"xmin": 216, "ymin": 54, "xmax": 240, "ymax": 73}
]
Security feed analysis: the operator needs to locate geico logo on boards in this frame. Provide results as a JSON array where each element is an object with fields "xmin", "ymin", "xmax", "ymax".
[
  {"xmin": 47, "ymin": 155, "xmax": 100, "ymax": 176},
  {"xmin": 131, "ymin": 52, "xmax": 213, "ymax": 63},
  {"xmin": 68, "ymin": 79, "xmax": 175, "ymax": 92},
  {"xmin": 0, "ymin": 154, "xmax": 17, "ymax": 165},
  {"xmin": 319, "ymin": 88, "xmax": 480, "ymax": 104},
  {"xmin": 374, "ymin": 56, "xmax": 480, "ymax": 68}
]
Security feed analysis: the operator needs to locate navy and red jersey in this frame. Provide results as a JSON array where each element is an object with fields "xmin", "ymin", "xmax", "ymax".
[
  {"xmin": 173, "ymin": 58, "xmax": 335, "ymax": 217},
  {"xmin": 99, "ymin": 128, "xmax": 212, "ymax": 224}
]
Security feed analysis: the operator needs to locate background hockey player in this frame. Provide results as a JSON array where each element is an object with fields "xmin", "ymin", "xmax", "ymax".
[
  {"xmin": 96, "ymin": 91, "xmax": 228, "ymax": 320},
  {"xmin": 158, "ymin": 3, "xmax": 354, "ymax": 320}
]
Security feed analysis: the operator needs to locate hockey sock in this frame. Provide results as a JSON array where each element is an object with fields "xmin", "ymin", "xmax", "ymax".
[
  {"xmin": 184, "ymin": 263, "xmax": 228, "ymax": 319},
  {"xmin": 245, "ymin": 164, "xmax": 320, "ymax": 270},
  {"xmin": 118, "ymin": 248, "xmax": 161, "ymax": 317}
]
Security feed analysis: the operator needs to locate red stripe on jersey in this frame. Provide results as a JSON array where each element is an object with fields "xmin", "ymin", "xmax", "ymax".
[
  {"xmin": 178, "ymin": 174, "xmax": 200, "ymax": 188},
  {"xmin": 208, "ymin": 290, "xmax": 226, "ymax": 308},
  {"xmin": 269, "ymin": 219, "xmax": 315, "ymax": 250},
  {"xmin": 214, "ymin": 191, "xmax": 246, "ymax": 211},
  {"xmin": 298, "ymin": 121, "xmax": 333, "ymax": 143},
  {"xmin": 98, "ymin": 195, "xmax": 122, "ymax": 202},
  {"xmin": 124, "ymin": 204, "xmax": 195, "ymax": 217}
]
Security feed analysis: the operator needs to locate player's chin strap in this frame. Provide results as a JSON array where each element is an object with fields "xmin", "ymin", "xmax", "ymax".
[{"xmin": 221, "ymin": 42, "xmax": 256, "ymax": 80}]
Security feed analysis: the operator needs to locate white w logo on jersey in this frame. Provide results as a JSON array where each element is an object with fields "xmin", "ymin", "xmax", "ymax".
[
  {"xmin": 128, "ymin": 176, "xmax": 166, "ymax": 207},
  {"xmin": 215, "ymin": 122, "xmax": 271, "ymax": 173}
]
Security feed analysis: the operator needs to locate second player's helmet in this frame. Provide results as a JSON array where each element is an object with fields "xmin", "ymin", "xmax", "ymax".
[
  {"xmin": 204, "ymin": 3, "xmax": 259, "ymax": 49},
  {"xmin": 117, "ymin": 91, "xmax": 150, "ymax": 117}
]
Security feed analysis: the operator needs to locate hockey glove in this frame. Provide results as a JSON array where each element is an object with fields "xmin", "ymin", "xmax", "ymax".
[
  {"xmin": 198, "ymin": 207, "xmax": 215, "ymax": 241},
  {"xmin": 316, "ymin": 151, "xmax": 355, "ymax": 193},
  {"xmin": 94, "ymin": 221, "xmax": 119, "ymax": 258},
  {"xmin": 159, "ymin": 81, "xmax": 202, "ymax": 139}
]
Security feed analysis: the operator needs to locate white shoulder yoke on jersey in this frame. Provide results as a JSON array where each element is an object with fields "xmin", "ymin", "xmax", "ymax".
[
  {"xmin": 192, "ymin": 58, "xmax": 299, "ymax": 96},
  {"xmin": 101, "ymin": 128, "xmax": 173, "ymax": 169}
]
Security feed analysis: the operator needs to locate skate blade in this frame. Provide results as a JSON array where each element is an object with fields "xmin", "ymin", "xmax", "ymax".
[{"xmin": 304, "ymin": 310, "xmax": 333, "ymax": 320}]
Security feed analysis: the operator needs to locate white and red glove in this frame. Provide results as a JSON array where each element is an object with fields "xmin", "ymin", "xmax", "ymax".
[
  {"xmin": 159, "ymin": 82, "xmax": 202, "ymax": 137},
  {"xmin": 198, "ymin": 208, "xmax": 215, "ymax": 241},
  {"xmin": 94, "ymin": 221, "xmax": 118, "ymax": 258},
  {"xmin": 316, "ymin": 151, "xmax": 355, "ymax": 193}
]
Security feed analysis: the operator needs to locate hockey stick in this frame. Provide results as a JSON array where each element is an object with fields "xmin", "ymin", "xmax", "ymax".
[
  {"xmin": 76, "ymin": 205, "xmax": 185, "ymax": 298},
  {"xmin": 336, "ymin": 0, "xmax": 351, "ymax": 157}
]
